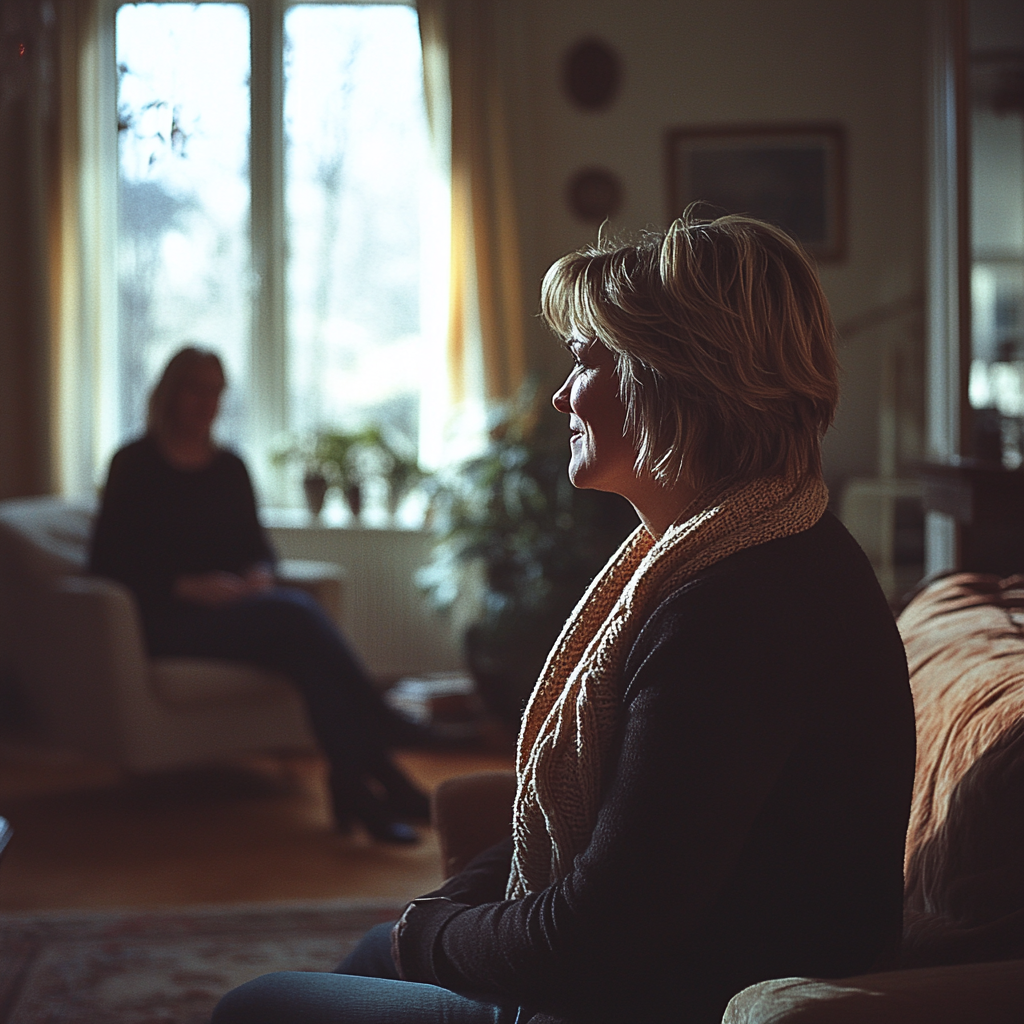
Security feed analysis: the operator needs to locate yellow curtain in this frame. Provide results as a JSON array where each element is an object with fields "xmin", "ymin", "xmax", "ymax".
[
  {"xmin": 0, "ymin": 0, "xmax": 118, "ymax": 500},
  {"xmin": 0, "ymin": 0, "xmax": 58, "ymax": 497},
  {"xmin": 47, "ymin": 0, "xmax": 117, "ymax": 498},
  {"xmin": 419, "ymin": 0, "xmax": 526, "ymax": 408}
]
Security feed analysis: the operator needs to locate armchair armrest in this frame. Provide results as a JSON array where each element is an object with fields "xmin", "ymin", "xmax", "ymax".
[
  {"xmin": 722, "ymin": 958, "xmax": 1024, "ymax": 1024},
  {"xmin": 26, "ymin": 575, "xmax": 149, "ymax": 758},
  {"xmin": 432, "ymin": 770, "xmax": 517, "ymax": 878}
]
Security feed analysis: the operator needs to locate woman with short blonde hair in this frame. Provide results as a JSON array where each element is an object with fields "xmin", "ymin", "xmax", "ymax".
[
  {"xmin": 541, "ymin": 214, "xmax": 839, "ymax": 492},
  {"xmin": 214, "ymin": 215, "xmax": 915, "ymax": 1024}
]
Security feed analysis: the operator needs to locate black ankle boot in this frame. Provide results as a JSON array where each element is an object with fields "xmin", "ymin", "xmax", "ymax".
[
  {"xmin": 331, "ymin": 774, "xmax": 419, "ymax": 845},
  {"xmin": 370, "ymin": 759, "xmax": 431, "ymax": 823}
]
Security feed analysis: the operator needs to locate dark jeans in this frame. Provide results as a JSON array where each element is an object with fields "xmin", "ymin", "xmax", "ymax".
[
  {"xmin": 145, "ymin": 588, "xmax": 390, "ymax": 793},
  {"xmin": 211, "ymin": 922, "xmax": 524, "ymax": 1023}
]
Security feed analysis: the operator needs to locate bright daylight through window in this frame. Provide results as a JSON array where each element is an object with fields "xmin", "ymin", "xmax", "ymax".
[{"xmin": 115, "ymin": 2, "xmax": 432, "ymax": 515}]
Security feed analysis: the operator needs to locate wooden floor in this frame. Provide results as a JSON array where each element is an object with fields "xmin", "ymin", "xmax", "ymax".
[{"xmin": 0, "ymin": 740, "xmax": 515, "ymax": 913}]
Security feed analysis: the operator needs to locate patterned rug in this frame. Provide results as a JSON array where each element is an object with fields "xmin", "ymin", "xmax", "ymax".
[{"xmin": 0, "ymin": 899, "xmax": 403, "ymax": 1023}]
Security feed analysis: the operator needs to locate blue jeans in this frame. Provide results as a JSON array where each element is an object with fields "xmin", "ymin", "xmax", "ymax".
[{"xmin": 211, "ymin": 923, "xmax": 524, "ymax": 1023}]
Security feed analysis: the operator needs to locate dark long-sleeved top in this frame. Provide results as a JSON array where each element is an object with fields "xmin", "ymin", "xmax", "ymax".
[
  {"xmin": 396, "ymin": 512, "xmax": 916, "ymax": 1024},
  {"xmin": 88, "ymin": 436, "xmax": 275, "ymax": 617}
]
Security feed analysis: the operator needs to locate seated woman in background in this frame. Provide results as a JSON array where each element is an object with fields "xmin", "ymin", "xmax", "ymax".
[
  {"xmin": 212, "ymin": 214, "xmax": 916, "ymax": 1024},
  {"xmin": 89, "ymin": 346, "xmax": 428, "ymax": 845}
]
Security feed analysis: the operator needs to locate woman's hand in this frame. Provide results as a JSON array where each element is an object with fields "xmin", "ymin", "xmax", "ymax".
[
  {"xmin": 175, "ymin": 564, "xmax": 276, "ymax": 607},
  {"xmin": 389, "ymin": 909, "xmax": 409, "ymax": 979},
  {"xmin": 243, "ymin": 563, "xmax": 276, "ymax": 593},
  {"xmin": 389, "ymin": 897, "xmax": 455, "ymax": 982},
  {"xmin": 174, "ymin": 571, "xmax": 250, "ymax": 606}
]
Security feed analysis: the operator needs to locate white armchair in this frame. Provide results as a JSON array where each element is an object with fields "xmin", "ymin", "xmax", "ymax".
[{"xmin": 0, "ymin": 496, "xmax": 344, "ymax": 772}]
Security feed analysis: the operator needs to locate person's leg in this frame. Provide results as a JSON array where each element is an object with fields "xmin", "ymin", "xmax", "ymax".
[
  {"xmin": 146, "ymin": 590, "xmax": 427, "ymax": 838},
  {"xmin": 334, "ymin": 920, "xmax": 400, "ymax": 978},
  {"xmin": 237, "ymin": 591, "xmax": 429, "ymax": 831},
  {"xmin": 149, "ymin": 590, "xmax": 379, "ymax": 764},
  {"xmin": 211, "ymin": 972, "xmax": 521, "ymax": 1024}
]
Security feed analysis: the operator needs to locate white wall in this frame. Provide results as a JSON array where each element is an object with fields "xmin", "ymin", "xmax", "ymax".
[{"xmin": 504, "ymin": 0, "xmax": 928, "ymax": 495}]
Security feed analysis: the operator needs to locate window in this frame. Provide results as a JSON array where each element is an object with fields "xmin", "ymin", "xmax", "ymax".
[
  {"xmin": 116, "ymin": 3, "xmax": 252, "ymax": 446},
  {"xmin": 113, "ymin": 0, "xmax": 434, "ymax": 505}
]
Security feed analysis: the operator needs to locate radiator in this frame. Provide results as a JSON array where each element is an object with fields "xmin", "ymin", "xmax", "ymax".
[{"xmin": 266, "ymin": 518, "xmax": 462, "ymax": 679}]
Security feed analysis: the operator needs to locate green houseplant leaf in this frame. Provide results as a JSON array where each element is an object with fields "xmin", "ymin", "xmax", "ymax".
[{"xmin": 420, "ymin": 388, "xmax": 636, "ymax": 728}]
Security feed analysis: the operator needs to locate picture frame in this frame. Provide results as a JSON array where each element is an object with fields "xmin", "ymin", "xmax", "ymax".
[{"xmin": 666, "ymin": 123, "xmax": 846, "ymax": 261}]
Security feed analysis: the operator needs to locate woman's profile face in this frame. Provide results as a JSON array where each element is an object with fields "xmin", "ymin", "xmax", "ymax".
[
  {"xmin": 552, "ymin": 337, "xmax": 638, "ymax": 497},
  {"xmin": 171, "ymin": 360, "xmax": 225, "ymax": 439}
]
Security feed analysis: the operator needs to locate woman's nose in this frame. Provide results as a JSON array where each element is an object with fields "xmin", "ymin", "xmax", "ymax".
[{"xmin": 552, "ymin": 377, "xmax": 571, "ymax": 413}]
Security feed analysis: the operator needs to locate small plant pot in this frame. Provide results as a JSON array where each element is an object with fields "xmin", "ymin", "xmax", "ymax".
[
  {"xmin": 343, "ymin": 482, "xmax": 363, "ymax": 521},
  {"xmin": 387, "ymin": 481, "xmax": 412, "ymax": 520},
  {"xmin": 303, "ymin": 472, "xmax": 329, "ymax": 517}
]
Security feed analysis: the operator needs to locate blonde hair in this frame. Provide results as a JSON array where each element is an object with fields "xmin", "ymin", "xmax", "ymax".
[
  {"xmin": 541, "ymin": 212, "xmax": 839, "ymax": 493},
  {"xmin": 146, "ymin": 346, "xmax": 225, "ymax": 440}
]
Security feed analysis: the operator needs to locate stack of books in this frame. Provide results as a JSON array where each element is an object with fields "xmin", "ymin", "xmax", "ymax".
[{"xmin": 384, "ymin": 672, "xmax": 486, "ymax": 741}]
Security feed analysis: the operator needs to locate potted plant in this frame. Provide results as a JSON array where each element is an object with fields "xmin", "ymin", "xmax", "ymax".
[
  {"xmin": 378, "ymin": 434, "xmax": 426, "ymax": 519},
  {"xmin": 316, "ymin": 428, "xmax": 375, "ymax": 520},
  {"xmin": 274, "ymin": 428, "xmax": 384, "ymax": 520},
  {"xmin": 418, "ymin": 389, "xmax": 636, "ymax": 730},
  {"xmin": 273, "ymin": 434, "xmax": 330, "ymax": 517}
]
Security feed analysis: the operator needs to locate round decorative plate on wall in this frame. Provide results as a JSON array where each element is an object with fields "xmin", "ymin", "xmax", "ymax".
[
  {"xmin": 562, "ymin": 37, "xmax": 622, "ymax": 111},
  {"xmin": 566, "ymin": 167, "xmax": 624, "ymax": 223}
]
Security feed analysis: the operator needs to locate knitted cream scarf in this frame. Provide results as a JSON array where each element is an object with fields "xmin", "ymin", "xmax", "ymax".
[{"xmin": 506, "ymin": 474, "xmax": 828, "ymax": 898}]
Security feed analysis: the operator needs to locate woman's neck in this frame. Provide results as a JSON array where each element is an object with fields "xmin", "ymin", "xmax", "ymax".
[
  {"xmin": 628, "ymin": 473, "xmax": 703, "ymax": 539},
  {"xmin": 157, "ymin": 431, "xmax": 217, "ymax": 470}
]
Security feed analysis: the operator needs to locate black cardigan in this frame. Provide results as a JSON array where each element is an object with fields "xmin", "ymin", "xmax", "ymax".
[
  {"xmin": 396, "ymin": 512, "xmax": 916, "ymax": 1024},
  {"xmin": 88, "ymin": 436, "xmax": 275, "ymax": 618}
]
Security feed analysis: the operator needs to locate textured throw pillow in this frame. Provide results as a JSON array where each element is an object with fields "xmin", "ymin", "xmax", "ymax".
[{"xmin": 897, "ymin": 573, "xmax": 1024, "ymax": 967}]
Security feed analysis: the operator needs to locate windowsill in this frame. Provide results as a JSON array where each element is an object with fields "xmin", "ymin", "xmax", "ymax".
[{"xmin": 261, "ymin": 505, "xmax": 429, "ymax": 533}]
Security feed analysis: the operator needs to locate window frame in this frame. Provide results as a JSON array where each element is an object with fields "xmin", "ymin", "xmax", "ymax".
[{"xmin": 88, "ymin": 0, "xmax": 422, "ymax": 504}]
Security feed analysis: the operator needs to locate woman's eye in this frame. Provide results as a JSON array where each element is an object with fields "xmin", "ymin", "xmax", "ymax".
[{"xmin": 568, "ymin": 336, "xmax": 599, "ymax": 370}]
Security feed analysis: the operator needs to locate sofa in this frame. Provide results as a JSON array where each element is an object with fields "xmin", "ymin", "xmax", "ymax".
[
  {"xmin": 432, "ymin": 572, "xmax": 1024, "ymax": 1022},
  {"xmin": 0, "ymin": 496, "xmax": 344, "ymax": 772}
]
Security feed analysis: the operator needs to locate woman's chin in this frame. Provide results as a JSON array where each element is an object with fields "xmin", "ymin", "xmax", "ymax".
[
  {"xmin": 567, "ymin": 465, "xmax": 605, "ymax": 493},
  {"xmin": 566, "ymin": 463, "xmax": 589, "ymax": 490}
]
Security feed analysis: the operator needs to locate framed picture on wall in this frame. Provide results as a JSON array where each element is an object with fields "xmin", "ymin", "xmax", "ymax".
[{"xmin": 666, "ymin": 123, "xmax": 846, "ymax": 261}]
